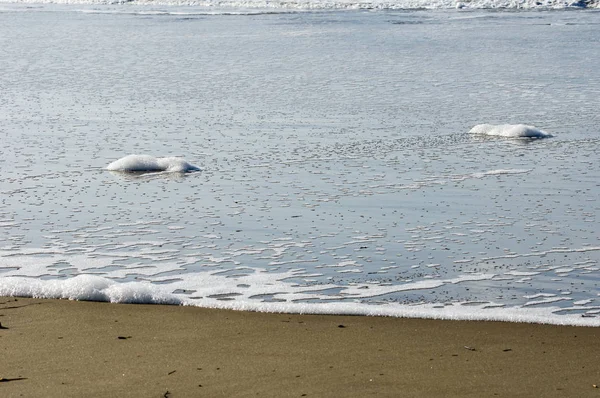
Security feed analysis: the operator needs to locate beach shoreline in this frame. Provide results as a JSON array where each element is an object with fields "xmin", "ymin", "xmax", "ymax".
[{"xmin": 1, "ymin": 297, "xmax": 599, "ymax": 397}]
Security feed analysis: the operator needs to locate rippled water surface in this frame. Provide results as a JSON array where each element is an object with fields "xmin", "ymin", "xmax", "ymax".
[{"xmin": 1, "ymin": 5, "xmax": 599, "ymax": 325}]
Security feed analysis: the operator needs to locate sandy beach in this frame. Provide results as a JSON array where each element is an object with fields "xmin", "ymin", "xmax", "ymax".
[{"xmin": 1, "ymin": 297, "xmax": 598, "ymax": 397}]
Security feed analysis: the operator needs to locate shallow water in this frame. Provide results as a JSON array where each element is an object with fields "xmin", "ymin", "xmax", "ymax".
[{"xmin": 0, "ymin": 4, "xmax": 599, "ymax": 325}]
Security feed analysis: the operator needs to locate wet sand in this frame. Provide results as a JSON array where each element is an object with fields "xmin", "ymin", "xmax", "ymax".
[{"xmin": 1, "ymin": 297, "xmax": 599, "ymax": 398}]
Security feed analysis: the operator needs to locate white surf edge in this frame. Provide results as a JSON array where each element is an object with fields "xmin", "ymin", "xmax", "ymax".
[{"xmin": 1, "ymin": 275, "xmax": 598, "ymax": 327}]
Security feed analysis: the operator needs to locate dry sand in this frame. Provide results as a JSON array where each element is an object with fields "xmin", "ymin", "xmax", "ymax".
[{"xmin": 1, "ymin": 297, "xmax": 599, "ymax": 397}]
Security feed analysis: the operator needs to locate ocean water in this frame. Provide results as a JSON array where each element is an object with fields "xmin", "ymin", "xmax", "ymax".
[{"xmin": 0, "ymin": 2, "xmax": 599, "ymax": 326}]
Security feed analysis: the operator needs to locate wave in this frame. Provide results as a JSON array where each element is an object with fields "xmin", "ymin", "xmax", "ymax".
[
  {"xmin": 1, "ymin": 274, "xmax": 599, "ymax": 326},
  {"xmin": 1, "ymin": 0, "xmax": 598, "ymax": 10}
]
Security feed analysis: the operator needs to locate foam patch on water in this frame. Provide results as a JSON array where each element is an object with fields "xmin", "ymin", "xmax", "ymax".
[
  {"xmin": 471, "ymin": 169, "xmax": 532, "ymax": 178},
  {"xmin": 1, "ymin": 274, "xmax": 599, "ymax": 326},
  {"xmin": 106, "ymin": 154, "xmax": 201, "ymax": 173},
  {"xmin": 469, "ymin": 124, "xmax": 552, "ymax": 138}
]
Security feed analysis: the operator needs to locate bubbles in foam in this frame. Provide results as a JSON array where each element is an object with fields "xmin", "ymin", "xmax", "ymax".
[
  {"xmin": 0, "ymin": 275, "xmax": 182, "ymax": 304},
  {"xmin": 106, "ymin": 154, "xmax": 201, "ymax": 173},
  {"xmin": 469, "ymin": 124, "xmax": 552, "ymax": 138}
]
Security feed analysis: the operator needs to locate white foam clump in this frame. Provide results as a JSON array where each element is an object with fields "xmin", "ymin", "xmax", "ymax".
[
  {"xmin": 0, "ymin": 275, "xmax": 182, "ymax": 305},
  {"xmin": 469, "ymin": 124, "xmax": 552, "ymax": 138},
  {"xmin": 106, "ymin": 154, "xmax": 201, "ymax": 173}
]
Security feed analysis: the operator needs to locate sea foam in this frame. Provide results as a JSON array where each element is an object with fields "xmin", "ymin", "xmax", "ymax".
[
  {"xmin": 1, "ymin": 275, "xmax": 599, "ymax": 326},
  {"xmin": 106, "ymin": 154, "xmax": 201, "ymax": 173},
  {"xmin": 0, "ymin": 275, "xmax": 182, "ymax": 304},
  {"xmin": 469, "ymin": 124, "xmax": 552, "ymax": 138}
]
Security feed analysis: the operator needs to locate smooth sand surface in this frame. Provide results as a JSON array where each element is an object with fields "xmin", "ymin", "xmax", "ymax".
[{"xmin": 1, "ymin": 297, "xmax": 599, "ymax": 398}]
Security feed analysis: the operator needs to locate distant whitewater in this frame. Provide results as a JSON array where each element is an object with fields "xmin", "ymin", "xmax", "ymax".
[
  {"xmin": 106, "ymin": 155, "xmax": 201, "ymax": 173},
  {"xmin": 2, "ymin": 0, "xmax": 598, "ymax": 9},
  {"xmin": 469, "ymin": 124, "xmax": 552, "ymax": 138}
]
